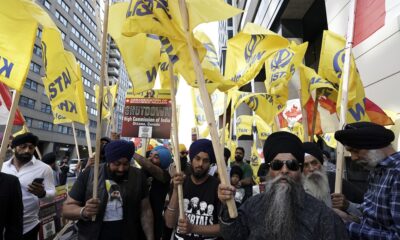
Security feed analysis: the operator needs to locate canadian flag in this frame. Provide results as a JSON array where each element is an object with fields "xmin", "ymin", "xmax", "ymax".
[
  {"xmin": 0, "ymin": 83, "xmax": 24, "ymax": 126},
  {"xmin": 354, "ymin": 0, "xmax": 400, "ymax": 46}
]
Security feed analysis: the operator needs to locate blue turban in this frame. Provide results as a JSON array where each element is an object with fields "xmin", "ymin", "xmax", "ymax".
[
  {"xmin": 105, "ymin": 140, "xmax": 135, "ymax": 163},
  {"xmin": 189, "ymin": 139, "xmax": 216, "ymax": 164},
  {"xmin": 151, "ymin": 146, "xmax": 172, "ymax": 169}
]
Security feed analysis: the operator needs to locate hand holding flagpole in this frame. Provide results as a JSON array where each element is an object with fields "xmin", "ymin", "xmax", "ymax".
[
  {"xmin": 178, "ymin": 0, "xmax": 237, "ymax": 218},
  {"xmin": 335, "ymin": 0, "xmax": 357, "ymax": 193}
]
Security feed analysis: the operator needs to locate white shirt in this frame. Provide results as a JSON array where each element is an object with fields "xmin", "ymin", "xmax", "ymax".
[{"xmin": 2, "ymin": 156, "xmax": 55, "ymax": 234}]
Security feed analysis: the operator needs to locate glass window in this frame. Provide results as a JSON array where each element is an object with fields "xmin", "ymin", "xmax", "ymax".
[
  {"xmin": 43, "ymin": 0, "xmax": 51, "ymax": 9},
  {"xmin": 33, "ymin": 45, "xmax": 42, "ymax": 57},
  {"xmin": 24, "ymin": 79, "xmax": 38, "ymax": 91},
  {"xmin": 19, "ymin": 96, "xmax": 35, "ymax": 109},
  {"xmin": 30, "ymin": 62, "xmax": 41, "ymax": 74},
  {"xmin": 40, "ymin": 103, "xmax": 52, "ymax": 114},
  {"xmin": 25, "ymin": 117, "xmax": 33, "ymax": 127}
]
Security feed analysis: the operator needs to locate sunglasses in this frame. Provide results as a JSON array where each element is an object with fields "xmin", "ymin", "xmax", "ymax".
[
  {"xmin": 180, "ymin": 151, "xmax": 188, "ymax": 155},
  {"xmin": 268, "ymin": 159, "xmax": 302, "ymax": 171}
]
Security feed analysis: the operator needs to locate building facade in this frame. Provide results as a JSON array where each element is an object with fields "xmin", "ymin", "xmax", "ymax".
[{"xmin": 11, "ymin": 0, "xmax": 104, "ymax": 160}]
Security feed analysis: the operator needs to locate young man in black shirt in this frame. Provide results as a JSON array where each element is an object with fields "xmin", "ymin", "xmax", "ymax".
[{"xmin": 165, "ymin": 139, "xmax": 220, "ymax": 240}]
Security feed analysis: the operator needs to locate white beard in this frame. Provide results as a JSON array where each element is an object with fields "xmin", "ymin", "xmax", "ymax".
[{"xmin": 303, "ymin": 167, "xmax": 332, "ymax": 207}]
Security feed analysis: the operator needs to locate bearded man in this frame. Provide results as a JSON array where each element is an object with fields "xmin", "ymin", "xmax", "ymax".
[
  {"xmin": 218, "ymin": 132, "xmax": 348, "ymax": 240},
  {"xmin": 2, "ymin": 132, "xmax": 55, "ymax": 240},
  {"xmin": 165, "ymin": 139, "xmax": 220, "ymax": 240},
  {"xmin": 334, "ymin": 122, "xmax": 400, "ymax": 239},
  {"xmin": 302, "ymin": 142, "xmax": 364, "ymax": 208}
]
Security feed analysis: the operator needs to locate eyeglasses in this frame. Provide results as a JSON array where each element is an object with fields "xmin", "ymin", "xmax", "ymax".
[
  {"xmin": 180, "ymin": 151, "xmax": 187, "ymax": 155},
  {"xmin": 268, "ymin": 159, "xmax": 302, "ymax": 171}
]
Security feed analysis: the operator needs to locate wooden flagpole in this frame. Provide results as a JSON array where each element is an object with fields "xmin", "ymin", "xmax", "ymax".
[
  {"xmin": 71, "ymin": 122, "xmax": 81, "ymax": 161},
  {"xmin": 92, "ymin": 0, "xmax": 110, "ymax": 219},
  {"xmin": 84, "ymin": 123, "xmax": 93, "ymax": 158},
  {"xmin": 169, "ymin": 62, "xmax": 185, "ymax": 219},
  {"xmin": 335, "ymin": 0, "xmax": 357, "ymax": 193},
  {"xmin": 178, "ymin": 0, "xmax": 237, "ymax": 218},
  {"xmin": 0, "ymin": 91, "xmax": 21, "ymax": 169},
  {"xmin": 310, "ymin": 90, "xmax": 320, "ymax": 141}
]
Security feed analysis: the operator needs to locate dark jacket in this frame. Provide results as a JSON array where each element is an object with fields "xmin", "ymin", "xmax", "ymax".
[
  {"xmin": 220, "ymin": 190, "xmax": 349, "ymax": 240},
  {"xmin": 72, "ymin": 164, "xmax": 148, "ymax": 240},
  {"xmin": 0, "ymin": 172, "xmax": 23, "ymax": 240}
]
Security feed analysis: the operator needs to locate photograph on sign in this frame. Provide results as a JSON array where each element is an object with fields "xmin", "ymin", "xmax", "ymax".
[{"xmin": 122, "ymin": 91, "xmax": 172, "ymax": 139}]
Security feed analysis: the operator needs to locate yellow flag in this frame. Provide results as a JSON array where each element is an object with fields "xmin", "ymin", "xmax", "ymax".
[
  {"xmin": 109, "ymin": 3, "xmax": 161, "ymax": 94},
  {"xmin": 123, "ymin": 0, "xmax": 240, "ymax": 37},
  {"xmin": 191, "ymin": 88, "xmax": 225, "ymax": 126},
  {"xmin": 265, "ymin": 42, "xmax": 308, "ymax": 112},
  {"xmin": 13, "ymin": 125, "xmax": 29, "ymax": 138},
  {"xmin": 318, "ymin": 30, "xmax": 369, "ymax": 123},
  {"xmin": 0, "ymin": 0, "xmax": 38, "ymax": 91},
  {"xmin": 231, "ymin": 90, "xmax": 279, "ymax": 125},
  {"xmin": 95, "ymin": 84, "xmax": 118, "ymax": 119},
  {"xmin": 254, "ymin": 115, "xmax": 272, "ymax": 140},
  {"xmin": 42, "ymin": 28, "xmax": 88, "ymax": 124},
  {"xmin": 225, "ymin": 23, "xmax": 289, "ymax": 87},
  {"xmin": 235, "ymin": 115, "xmax": 252, "ymax": 139},
  {"xmin": 281, "ymin": 122, "xmax": 304, "ymax": 142},
  {"xmin": 185, "ymin": 0, "xmax": 242, "ymax": 30},
  {"xmin": 122, "ymin": 1, "xmax": 212, "ymax": 92},
  {"xmin": 250, "ymin": 143, "xmax": 261, "ymax": 184},
  {"xmin": 321, "ymin": 133, "xmax": 337, "ymax": 149}
]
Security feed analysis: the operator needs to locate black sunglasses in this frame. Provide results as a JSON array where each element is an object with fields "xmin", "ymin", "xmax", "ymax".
[{"xmin": 268, "ymin": 159, "xmax": 302, "ymax": 171}]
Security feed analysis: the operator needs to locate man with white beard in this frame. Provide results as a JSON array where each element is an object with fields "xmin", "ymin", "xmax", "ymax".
[
  {"xmin": 302, "ymin": 142, "xmax": 364, "ymax": 208},
  {"xmin": 217, "ymin": 132, "xmax": 349, "ymax": 240},
  {"xmin": 302, "ymin": 146, "xmax": 332, "ymax": 207},
  {"xmin": 334, "ymin": 122, "xmax": 400, "ymax": 239}
]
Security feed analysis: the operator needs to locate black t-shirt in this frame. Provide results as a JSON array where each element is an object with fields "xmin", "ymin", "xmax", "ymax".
[
  {"xmin": 145, "ymin": 170, "xmax": 171, "ymax": 240},
  {"xmin": 174, "ymin": 176, "xmax": 220, "ymax": 240}
]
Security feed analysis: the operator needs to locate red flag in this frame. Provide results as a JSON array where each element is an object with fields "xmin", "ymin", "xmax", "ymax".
[
  {"xmin": 354, "ymin": 0, "xmax": 386, "ymax": 46},
  {"xmin": 364, "ymin": 98, "xmax": 394, "ymax": 126},
  {"xmin": 0, "ymin": 83, "xmax": 25, "ymax": 126},
  {"xmin": 304, "ymin": 97, "xmax": 322, "ymax": 136}
]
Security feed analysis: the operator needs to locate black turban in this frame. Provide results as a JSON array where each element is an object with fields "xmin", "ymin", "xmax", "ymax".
[
  {"xmin": 189, "ymin": 139, "xmax": 216, "ymax": 164},
  {"xmin": 263, "ymin": 131, "xmax": 304, "ymax": 165},
  {"xmin": 42, "ymin": 152, "xmax": 57, "ymax": 165},
  {"xmin": 11, "ymin": 132, "xmax": 39, "ymax": 148},
  {"xmin": 335, "ymin": 122, "xmax": 394, "ymax": 150},
  {"xmin": 105, "ymin": 140, "xmax": 135, "ymax": 163},
  {"xmin": 303, "ymin": 142, "xmax": 324, "ymax": 164}
]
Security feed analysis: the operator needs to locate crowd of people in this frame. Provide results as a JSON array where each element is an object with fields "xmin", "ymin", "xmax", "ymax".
[{"xmin": 1, "ymin": 121, "xmax": 400, "ymax": 240}]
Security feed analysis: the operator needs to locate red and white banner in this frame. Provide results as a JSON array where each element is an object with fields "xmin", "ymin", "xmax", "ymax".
[{"xmin": 0, "ymin": 82, "xmax": 24, "ymax": 125}]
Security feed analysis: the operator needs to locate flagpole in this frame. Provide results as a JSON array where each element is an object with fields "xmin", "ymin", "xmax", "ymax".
[
  {"xmin": 0, "ymin": 90, "xmax": 21, "ymax": 169},
  {"xmin": 178, "ymin": 0, "xmax": 237, "ymax": 218},
  {"xmin": 310, "ymin": 90, "xmax": 320, "ymax": 141},
  {"xmin": 169, "ymin": 62, "xmax": 185, "ymax": 219},
  {"xmin": 71, "ymin": 122, "xmax": 81, "ymax": 162},
  {"xmin": 84, "ymin": 123, "xmax": 93, "ymax": 158},
  {"xmin": 92, "ymin": 0, "xmax": 110, "ymax": 220},
  {"xmin": 335, "ymin": 0, "xmax": 357, "ymax": 194},
  {"xmin": 221, "ymin": 93, "xmax": 228, "ymax": 150}
]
